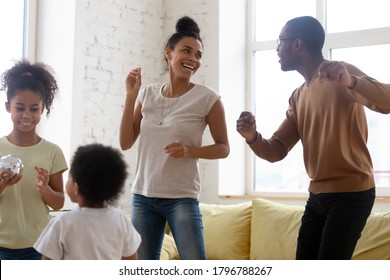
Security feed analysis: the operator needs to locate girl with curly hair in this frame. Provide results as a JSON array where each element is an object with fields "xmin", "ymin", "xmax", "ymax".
[{"xmin": 0, "ymin": 60, "xmax": 68, "ymax": 259}]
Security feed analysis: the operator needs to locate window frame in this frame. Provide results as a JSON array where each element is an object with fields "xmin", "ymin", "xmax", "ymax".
[
  {"xmin": 247, "ymin": 0, "xmax": 390, "ymax": 198},
  {"xmin": 24, "ymin": 0, "xmax": 38, "ymax": 61}
]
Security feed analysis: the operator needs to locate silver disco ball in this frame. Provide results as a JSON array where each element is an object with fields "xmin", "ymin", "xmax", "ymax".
[{"xmin": 0, "ymin": 155, "xmax": 24, "ymax": 177}]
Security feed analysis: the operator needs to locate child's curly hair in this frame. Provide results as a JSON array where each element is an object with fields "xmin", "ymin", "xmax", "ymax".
[
  {"xmin": 0, "ymin": 60, "xmax": 58, "ymax": 116},
  {"xmin": 70, "ymin": 143, "xmax": 128, "ymax": 206}
]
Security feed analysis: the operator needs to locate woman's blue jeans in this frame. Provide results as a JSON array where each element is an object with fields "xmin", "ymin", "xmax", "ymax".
[{"xmin": 131, "ymin": 194, "xmax": 206, "ymax": 260}]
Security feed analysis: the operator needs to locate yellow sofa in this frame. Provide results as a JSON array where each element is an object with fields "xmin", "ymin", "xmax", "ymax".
[{"xmin": 160, "ymin": 198, "xmax": 390, "ymax": 260}]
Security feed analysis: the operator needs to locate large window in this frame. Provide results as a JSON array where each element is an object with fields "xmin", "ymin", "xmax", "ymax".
[{"xmin": 250, "ymin": 0, "xmax": 390, "ymax": 197}]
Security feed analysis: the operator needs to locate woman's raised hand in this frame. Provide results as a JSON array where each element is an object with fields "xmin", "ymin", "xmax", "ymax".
[{"xmin": 126, "ymin": 67, "xmax": 142, "ymax": 97}]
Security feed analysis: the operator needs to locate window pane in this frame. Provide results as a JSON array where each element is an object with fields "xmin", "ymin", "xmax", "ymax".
[
  {"xmin": 327, "ymin": 0, "xmax": 390, "ymax": 33},
  {"xmin": 0, "ymin": 0, "xmax": 25, "ymax": 136},
  {"xmin": 331, "ymin": 44, "xmax": 390, "ymax": 188},
  {"xmin": 254, "ymin": 50, "xmax": 309, "ymax": 192},
  {"xmin": 255, "ymin": 0, "xmax": 315, "ymax": 41}
]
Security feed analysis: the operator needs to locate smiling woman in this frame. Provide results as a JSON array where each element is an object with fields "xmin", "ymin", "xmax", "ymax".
[{"xmin": 119, "ymin": 16, "xmax": 229, "ymax": 260}]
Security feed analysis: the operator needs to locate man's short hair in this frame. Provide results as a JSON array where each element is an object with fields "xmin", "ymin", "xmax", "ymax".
[{"xmin": 286, "ymin": 16, "xmax": 325, "ymax": 56}]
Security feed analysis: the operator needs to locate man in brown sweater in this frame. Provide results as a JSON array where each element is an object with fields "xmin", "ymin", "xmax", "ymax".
[{"xmin": 237, "ymin": 16, "xmax": 390, "ymax": 259}]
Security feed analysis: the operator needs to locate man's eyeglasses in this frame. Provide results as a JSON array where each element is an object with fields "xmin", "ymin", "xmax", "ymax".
[{"xmin": 276, "ymin": 38, "xmax": 295, "ymax": 47}]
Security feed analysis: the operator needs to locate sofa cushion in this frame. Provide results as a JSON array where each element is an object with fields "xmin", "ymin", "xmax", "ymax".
[
  {"xmin": 200, "ymin": 202, "xmax": 252, "ymax": 260},
  {"xmin": 251, "ymin": 198, "xmax": 390, "ymax": 260},
  {"xmin": 353, "ymin": 212, "xmax": 390, "ymax": 260},
  {"xmin": 161, "ymin": 233, "xmax": 180, "ymax": 260},
  {"xmin": 250, "ymin": 198, "xmax": 303, "ymax": 260}
]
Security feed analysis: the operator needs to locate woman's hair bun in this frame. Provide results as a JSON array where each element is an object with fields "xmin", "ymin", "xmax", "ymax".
[
  {"xmin": 164, "ymin": 15, "xmax": 203, "ymax": 56},
  {"xmin": 176, "ymin": 16, "xmax": 200, "ymax": 36}
]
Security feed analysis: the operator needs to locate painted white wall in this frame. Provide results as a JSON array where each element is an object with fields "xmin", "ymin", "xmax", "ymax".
[
  {"xmin": 34, "ymin": 0, "xmax": 75, "ymax": 209},
  {"xmin": 218, "ymin": 0, "xmax": 248, "ymax": 197},
  {"xmin": 34, "ymin": 0, "xmax": 390, "ymax": 213}
]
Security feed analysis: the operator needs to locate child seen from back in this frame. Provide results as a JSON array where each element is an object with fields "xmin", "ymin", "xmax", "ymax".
[{"xmin": 34, "ymin": 143, "xmax": 141, "ymax": 259}]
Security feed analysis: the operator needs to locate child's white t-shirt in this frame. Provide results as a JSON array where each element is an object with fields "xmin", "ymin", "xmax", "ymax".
[{"xmin": 34, "ymin": 207, "xmax": 141, "ymax": 260}]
